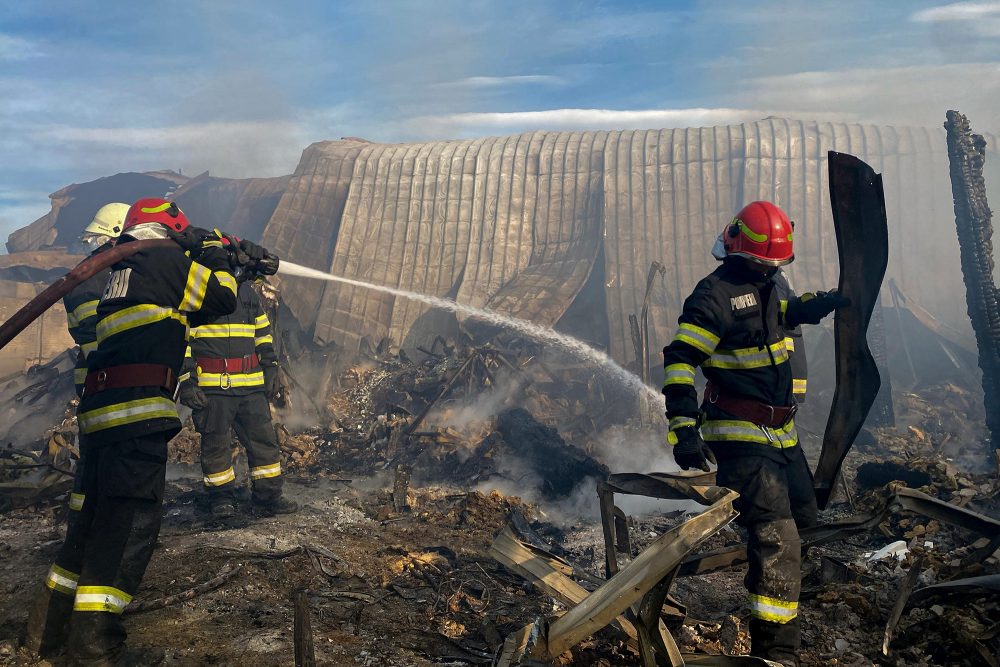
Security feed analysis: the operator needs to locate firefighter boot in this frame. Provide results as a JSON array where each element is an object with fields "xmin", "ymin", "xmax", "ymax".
[
  {"xmin": 208, "ymin": 487, "xmax": 238, "ymax": 520},
  {"xmin": 24, "ymin": 583, "xmax": 74, "ymax": 657},
  {"xmin": 252, "ymin": 494, "xmax": 298, "ymax": 517}
]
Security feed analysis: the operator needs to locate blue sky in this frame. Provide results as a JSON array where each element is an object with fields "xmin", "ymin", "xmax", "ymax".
[{"xmin": 2, "ymin": 0, "xmax": 999, "ymax": 242}]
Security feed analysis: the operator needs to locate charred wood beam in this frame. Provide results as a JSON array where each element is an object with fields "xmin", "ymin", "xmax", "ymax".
[
  {"xmin": 814, "ymin": 151, "xmax": 889, "ymax": 509},
  {"xmin": 944, "ymin": 110, "xmax": 1000, "ymax": 454}
]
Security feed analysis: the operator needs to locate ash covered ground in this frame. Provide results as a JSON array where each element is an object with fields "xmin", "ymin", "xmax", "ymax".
[{"xmin": 0, "ymin": 330, "xmax": 998, "ymax": 666}]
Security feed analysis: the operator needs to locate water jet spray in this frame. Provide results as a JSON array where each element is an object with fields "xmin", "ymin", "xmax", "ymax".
[{"xmin": 276, "ymin": 260, "xmax": 665, "ymax": 412}]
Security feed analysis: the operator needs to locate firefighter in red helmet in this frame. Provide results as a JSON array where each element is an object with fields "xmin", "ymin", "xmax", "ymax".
[
  {"xmin": 26, "ymin": 198, "xmax": 268, "ymax": 665},
  {"xmin": 664, "ymin": 201, "xmax": 847, "ymax": 666}
]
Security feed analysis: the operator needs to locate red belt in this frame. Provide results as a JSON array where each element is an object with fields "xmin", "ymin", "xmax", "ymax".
[
  {"xmin": 83, "ymin": 364, "xmax": 177, "ymax": 397},
  {"xmin": 704, "ymin": 382, "xmax": 797, "ymax": 428},
  {"xmin": 196, "ymin": 354, "xmax": 259, "ymax": 373}
]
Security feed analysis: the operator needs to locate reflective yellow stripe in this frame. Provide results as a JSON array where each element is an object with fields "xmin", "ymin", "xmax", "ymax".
[
  {"xmin": 703, "ymin": 340, "xmax": 789, "ymax": 370},
  {"xmin": 784, "ymin": 337, "xmax": 794, "ymax": 352},
  {"xmin": 180, "ymin": 262, "xmax": 211, "ymax": 312},
  {"xmin": 780, "ymin": 299, "xmax": 788, "ymax": 316},
  {"xmin": 216, "ymin": 271, "xmax": 237, "ymax": 297},
  {"xmin": 69, "ymin": 492, "xmax": 85, "ymax": 511},
  {"xmin": 78, "ymin": 397, "xmax": 178, "ymax": 434},
  {"xmin": 74, "ymin": 585, "xmax": 133, "ymax": 613},
  {"xmin": 80, "ymin": 340, "xmax": 98, "ymax": 356},
  {"xmin": 71, "ymin": 300, "xmax": 100, "ymax": 325},
  {"xmin": 45, "ymin": 564, "xmax": 79, "ymax": 595},
  {"xmin": 74, "ymin": 367, "xmax": 88, "ymax": 384},
  {"xmin": 663, "ymin": 363, "xmax": 696, "ymax": 387},
  {"xmin": 140, "ymin": 202, "xmax": 173, "ymax": 214},
  {"xmin": 673, "ymin": 323, "xmax": 720, "ymax": 356},
  {"xmin": 701, "ymin": 419, "xmax": 798, "ymax": 449},
  {"xmin": 737, "ymin": 220, "xmax": 768, "ymax": 243},
  {"xmin": 196, "ymin": 370, "xmax": 265, "ymax": 388},
  {"xmin": 250, "ymin": 462, "xmax": 281, "ymax": 480},
  {"xmin": 749, "ymin": 593, "xmax": 797, "ymax": 624},
  {"xmin": 191, "ymin": 323, "xmax": 256, "ymax": 338},
  {"xmin": 254, "ymin": 334, "xmax": 273, "ymax": 346},
  {"xmin": 669, "ymin": 416, "xmax": 698, "ymax": 430},
  {"xmin": 793, "ymin": 378, "xmax": 807, "ymax": 394},
  {"xmin": 96, "ymin": 304, "xmax": 188, "ymax": 342},
  {"xmin": 178, "ymin": 371, "xmax": 191, "ymax": 383},
  {"xmin": 666, "ymin": 430, "xmax": 679, "ymax": 446},
  {"xmin": 204, "ymin": 467, "xmax": 236, "ymax": 487},
  {"xmin": 254, "ymin": 314, "xmax": 269, "ymax": 327}
]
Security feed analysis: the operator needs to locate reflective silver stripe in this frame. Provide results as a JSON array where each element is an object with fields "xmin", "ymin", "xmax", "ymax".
[
  {"xmin": 702, "ymin": 419, "xmax": 798, "ymax": 448},
  {"xmin": 204, "ymin": 467, "xmax": 236, "ymax": 486},
  {"xmin": 78, "ymin": 397, "xmax": 178, "ymax": 434},
  {"xmin": 45, "ymin": 565, "xmax": 79, "ymax": 594},
  {"xmin": 701, "ymin": 421, "xmax": 770, "ymax": 443},
  {"xmin": 250, "ymin": 462, "xmax": 281, "ymax": 480},
  {"xmin": 664, "ymin": 363, "xmax": 696, "ymax": 386},
  {"xmin": 216, "ymin": 271, "xmax": 237, "ymax": 297},
  {"xmin": 74, "ymin": 586, "xmax": 133, "ymax": 613},
  {"xmin": 669, "ymin": 416, "xmax": 697, "ymax": 430},
  {"xmin": 196, "ymin": 371, "xmax": 265, "ymax": 388},
  {"xmin": 97, "ymin": 304, "xmax": 188, "ymax": 342},
  {"xmin": 180, "ymin": 263, "xmax": 210, "ymax": 312},
  {"xmin": 71, "ymin": 299, "xmax": 100, "ymax": 323},
  {"xmin": 254, "ymin": 334, "xmax": 273, "ymax": 346},
  {"xmin": 704, "ymin": 341, "xmax": 789, "ymax": 369},
  {"xmin": 749, "ymin": 593, "xmax": 797, "ymax": 623},
  {"xmin": 191, "ymin": 323, "xmax": 256, "ymax": 338},
  {"xmin": 673, "ymin": 323, "xmax": 720, "ymax": 355}
]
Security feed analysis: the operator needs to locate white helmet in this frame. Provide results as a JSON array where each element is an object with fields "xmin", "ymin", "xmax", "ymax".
[{"xmin": 83, "ymin": 203, "xmax": 130, "ymax": 239}]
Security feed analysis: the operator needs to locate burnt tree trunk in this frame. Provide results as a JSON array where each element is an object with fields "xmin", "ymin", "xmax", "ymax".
[{"xmin": 944, "ymin": 110, "xmax": 1000, "ymax": 454}]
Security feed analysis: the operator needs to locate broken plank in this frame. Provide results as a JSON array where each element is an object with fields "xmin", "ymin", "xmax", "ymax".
[{"xmin": 544, "ymin": 490, "xmax": 738, "ymax": 657}]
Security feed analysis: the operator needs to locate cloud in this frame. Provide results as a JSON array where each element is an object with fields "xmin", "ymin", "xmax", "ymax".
[
  {"xmin": 912, "ymin": 1, "xmax": 1000, "ymax": 22},
  {"xmin": 24, "ymin": 119, "xmax": 306, "ymax": 180},
  {"xmin": 0, "ymin": 33, "xmax": 44, "ymax": 61},
  {"xmin": 434, "ymin": 75, "xmax": 566, "ymax": 90},
  {"xmin": 403, "ymin": 107, "xmax": 853, "ymax": 139},
  {"xmin": 745, "ymin": 62, "xmax": 1000, "ymax": 131},
  {"xmin": 911, "ymin": 1, "xmax": 1000, "ymax": 37}
]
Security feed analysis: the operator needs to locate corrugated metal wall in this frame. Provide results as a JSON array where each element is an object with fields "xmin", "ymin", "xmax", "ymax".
[
  {"xmin": 260, "ymin": 119, "xmax": 999, "ymax": 367},
  {"xmin": 311, "ymin": 132, "xmax": 604, "ymax": 349}
]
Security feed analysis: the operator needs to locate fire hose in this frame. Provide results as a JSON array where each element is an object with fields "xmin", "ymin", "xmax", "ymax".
[{"xmin": 0, "ymin": 237, "xmax": 279, "ymax": 353}]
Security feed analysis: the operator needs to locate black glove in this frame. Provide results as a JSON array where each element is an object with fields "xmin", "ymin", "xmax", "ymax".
[
  {"xmin": 263, "ymin": 364, "xmax": 285, "ymax": 406},
  {"xmin": 672, "ymin": 426, "xmax": 716, "ymax": 472},
  {"xmin": 178, "ymin": 380, "xmax": 209, "ymax": 410},
  {"xmin": 238, "ymin": 239, "xmax": 267, "ymax": 264},
  {"xmin": 167, "ymin": 227, "xmax": 217, "ymax": 259},
  {"xmin": 790, "ymin": 290, "xmax": 851, "ymax": 325}
]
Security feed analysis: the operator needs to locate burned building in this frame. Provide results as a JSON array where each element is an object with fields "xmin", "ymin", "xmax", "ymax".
[{"xmin": 7, "ymin": 118, "xmax": 999, "ymax": 378}]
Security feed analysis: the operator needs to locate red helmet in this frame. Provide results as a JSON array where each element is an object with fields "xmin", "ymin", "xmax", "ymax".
[
  {"xmin": 121, "ymin": 198, "xmax": 190, "ymax": 234},
  {"xmin": 722, "ymin": 201, "xmax": 794, "ymax": 267}
]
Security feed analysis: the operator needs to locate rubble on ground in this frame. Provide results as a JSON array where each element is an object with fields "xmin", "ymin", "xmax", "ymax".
[{"xmin": 0, "ymin": 323, "xmax": 998, "ymax": 666}]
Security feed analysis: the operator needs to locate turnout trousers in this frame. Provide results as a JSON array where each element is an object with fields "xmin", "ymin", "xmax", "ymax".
[
  {"xmin": 193, "ymin": 391, "xmax": 282, "ymax": 503},
  {"xmin": 712, "ymin": 444, "xmax": 818, "ymax": 664},
  {"xmin": 32, "ymin": 433, "xmax": 168, "ymax": 663}
]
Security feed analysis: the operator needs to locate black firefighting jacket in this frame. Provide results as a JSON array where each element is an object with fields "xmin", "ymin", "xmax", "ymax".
[
  {"xmin": 662, "ymin": 259, "xmax": 811, "ymax": 453},
  {"xmin": 183, "ymin": 280, "xmax": 277, "ymax": 396},
  {"xmin": 77, "ymin": 241, "xmax": 237, "ymax": 445},
  {"xmin": 773, "ymin": 270, "xmax": 808, "ymax": 403},
  {"xmin": 63, "ymin": 243, "xmax": 113, "ymax": 395}
]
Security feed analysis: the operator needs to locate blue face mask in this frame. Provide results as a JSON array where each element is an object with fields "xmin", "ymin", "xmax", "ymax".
[{"xmin": 711, "ymin": 234, "xmax": 726, "ymax": 260}]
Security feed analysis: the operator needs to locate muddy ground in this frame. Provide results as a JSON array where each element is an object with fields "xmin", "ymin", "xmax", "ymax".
[{"xmin": 0, "ymin": 370, "xmax": 998, "ymax": 667}]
